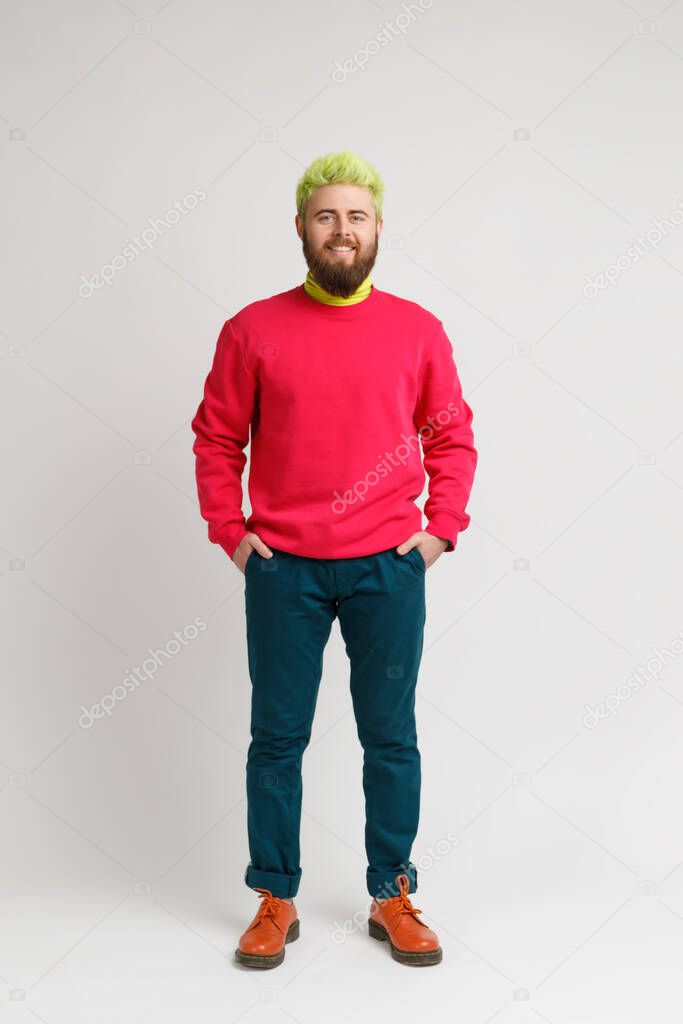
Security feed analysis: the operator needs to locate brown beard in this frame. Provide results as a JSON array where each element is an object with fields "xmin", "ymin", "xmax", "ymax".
[{"xmin": 302, "ymin": 228, "xmax": 379, "ymax": 298}]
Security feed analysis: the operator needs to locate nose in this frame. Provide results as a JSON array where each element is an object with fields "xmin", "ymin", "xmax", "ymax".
[{"xmin": 333, "ymin": 214, "xmax": 357, "ymax": 236}]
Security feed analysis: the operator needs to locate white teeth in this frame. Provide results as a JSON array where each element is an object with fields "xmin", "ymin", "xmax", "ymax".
[{"xmin": 330, "ymin": 246, "xmax": 354, "ymax": 251}]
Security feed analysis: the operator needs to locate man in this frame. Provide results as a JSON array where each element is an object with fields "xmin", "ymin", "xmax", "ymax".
[{"xmin": 191, "ymin": 150, "xmax": 477, "ymax": 969}]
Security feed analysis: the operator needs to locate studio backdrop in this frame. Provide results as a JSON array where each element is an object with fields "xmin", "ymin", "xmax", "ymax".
[{"xmin": 2, "ymin": 1, "xmax": 683, "ymax": 1021}]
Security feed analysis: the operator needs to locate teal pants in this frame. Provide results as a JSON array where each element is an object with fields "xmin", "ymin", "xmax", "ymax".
[{"xmin": 243, "ymin": 544, "xmax": 426, "ymax": 899}]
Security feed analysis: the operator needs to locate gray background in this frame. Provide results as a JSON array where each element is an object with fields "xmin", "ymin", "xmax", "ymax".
[{"xmin": 2, "ymin": 0, "xmax": 683, "ymax": 1020}]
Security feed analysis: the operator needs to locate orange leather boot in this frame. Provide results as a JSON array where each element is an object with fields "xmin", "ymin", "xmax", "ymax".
[
  {"xmin": 235, "ymin": 887, "xmax": 300, "ymax": 968},
  {"xmin": 368, "ymin": 873, "xmax": 442, "ymax": 966}
]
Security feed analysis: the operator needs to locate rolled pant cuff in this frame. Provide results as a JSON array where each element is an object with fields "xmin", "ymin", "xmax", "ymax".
[
  {"xmin": 244, "ymin": 863, "xmax": 302, "ymax": 898},
  {"xmin": 367, "ymin": 862, "xmax": 418, "ymax": 898}
]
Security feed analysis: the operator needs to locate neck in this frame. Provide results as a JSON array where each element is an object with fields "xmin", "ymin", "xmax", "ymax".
[{"xmin": 303, "ymin": 270, "xmax": 373, "ymax": 306}]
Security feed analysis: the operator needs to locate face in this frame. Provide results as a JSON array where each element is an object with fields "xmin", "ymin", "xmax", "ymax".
[{"xmin": 295, "ymin": 183, "xmax": 383, "ymax": 298}]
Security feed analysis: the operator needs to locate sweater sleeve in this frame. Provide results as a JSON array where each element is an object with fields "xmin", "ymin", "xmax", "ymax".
[
  {"xmin": 191, "ymin": 319, "xmax": 257, "ymax": 560},
  {"xmin": 414, "ymin": 319, "xmax": 478, "ymax": 552}
]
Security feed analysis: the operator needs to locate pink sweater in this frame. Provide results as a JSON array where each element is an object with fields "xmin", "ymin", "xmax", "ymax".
[{"xmin": 191, "ymin": 283, "xmax": 477, "ymax": 560}]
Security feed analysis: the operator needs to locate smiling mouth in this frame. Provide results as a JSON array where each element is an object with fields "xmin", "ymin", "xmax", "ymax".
[{"xmin": 327, "ymin": 245, "xmax": 355, "ymax": 254}]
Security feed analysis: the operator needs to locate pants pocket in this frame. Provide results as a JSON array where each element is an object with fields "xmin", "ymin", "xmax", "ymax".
[{"xmin": 406, "ymin": 546, "xmax": 426, "ymax": 571}]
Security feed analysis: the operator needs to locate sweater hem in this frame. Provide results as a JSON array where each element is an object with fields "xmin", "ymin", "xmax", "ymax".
[{"xmin": 243, "ymin": 524, "xmax": 450, "ymax": 560}]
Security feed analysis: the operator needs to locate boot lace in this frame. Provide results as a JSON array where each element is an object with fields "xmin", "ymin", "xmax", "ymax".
[
  {"xmin": 390, "ymin": 873, "xmax": 424, "ymax": 920},
  {"xmin": 252, "ymin": 886, "xmax": 288, "ymax": 934}
]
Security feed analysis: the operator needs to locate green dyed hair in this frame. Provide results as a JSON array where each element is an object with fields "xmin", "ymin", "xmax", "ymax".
[{"xmin": 296, "ymin": 150, "xmax": 384, "ymax": 222}]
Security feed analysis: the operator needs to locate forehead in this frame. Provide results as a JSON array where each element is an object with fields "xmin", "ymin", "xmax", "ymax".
[{"xmin": 308, "ymin": 182, "xmax": 373, "ymax": 213}]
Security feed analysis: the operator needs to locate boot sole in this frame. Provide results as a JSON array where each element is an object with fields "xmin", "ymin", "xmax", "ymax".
[
  {"xmin": 235, "ymin": 918, "xmax": 300, "ymax": 969},
  {"xmin": 368, "ymin": 917, "xmax": 442, "ymax": 966}
]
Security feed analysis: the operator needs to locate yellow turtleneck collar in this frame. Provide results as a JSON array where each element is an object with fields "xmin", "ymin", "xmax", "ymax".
[{"xmin": 303, "ymin": 269, "xmax": 373, "ymax": 306}]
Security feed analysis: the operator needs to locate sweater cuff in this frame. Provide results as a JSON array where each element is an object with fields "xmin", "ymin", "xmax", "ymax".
[
  {"xmin": 425, "ymin": 513, "xmax": 467, "ymax": 553},
  {"xmin": 214, "ymin": 523, "xmax": 250, "ymax": 561}
]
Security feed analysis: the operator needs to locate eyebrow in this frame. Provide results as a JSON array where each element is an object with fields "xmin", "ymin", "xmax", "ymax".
[{"xmin": 312, "ymin": 208, "xmax": 369, "ymax": 216}]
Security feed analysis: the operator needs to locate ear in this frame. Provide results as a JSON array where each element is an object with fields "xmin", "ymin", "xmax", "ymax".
[{"xmin": 295, "ymin": 213, "xmax": 303, "ymax": 240}]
